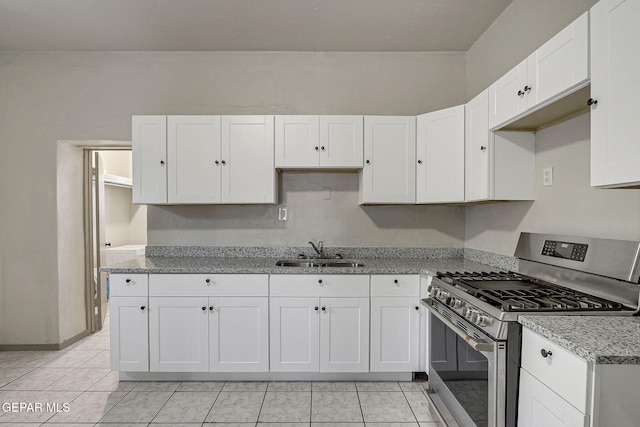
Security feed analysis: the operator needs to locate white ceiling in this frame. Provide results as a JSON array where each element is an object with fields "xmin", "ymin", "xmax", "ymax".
[{"xmin": 0, "ymin": 0, "xmax": 512, "ymax": 52}]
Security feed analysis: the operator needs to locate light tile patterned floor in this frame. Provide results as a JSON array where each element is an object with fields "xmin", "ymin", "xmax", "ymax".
[{"xmin": 0, "ymin": 314, "xmax": 446, "ymax": 426}]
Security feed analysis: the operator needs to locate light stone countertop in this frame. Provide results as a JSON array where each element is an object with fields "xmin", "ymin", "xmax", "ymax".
[
  {"xmin": 101, "ymin": 255, "xmax": 499, "ymax": 276},
  {"xmin": 519, "ymin": 315, "xmax": 640, "ymax": 365}
]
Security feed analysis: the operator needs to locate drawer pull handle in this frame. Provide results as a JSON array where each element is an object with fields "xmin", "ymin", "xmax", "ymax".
[
  {"xmin": 209, "ymin": 306, "xmax": 214, "ymax": 311},
  {"xmin": 394, "ymin": 279, "xmax": 399, "ymax": 284},
  {"xmin": 205, "ymin": 279, "xmax": 211, "ymax": 284},
  {"xmin": 322, "ymin": 307, "xmax": 326, "ymax": 311},
  {"xmin": 201, "ymin": 306, "xmax": 206, "ymax": 311},
  {"xmin": 126, "ymin": 279, "xmax": 131, "ymax": 283},
  {"xmin": 315, "ymin": 306, "xmax": 319, "ymax": 311},
  {"xmin": 318, "ymin": 279, "xmax": 323, "ymax": 284},
  {"xmin": 415, "ymin": 306, "xmax": 419, "ymax": 310},
  {"xmin": 540, "ymin": 349, "xmax": 553, "ymax": 358},
  {"xmin": 140, "ymin": 306, "xmax": 145, "ymax": 311}
]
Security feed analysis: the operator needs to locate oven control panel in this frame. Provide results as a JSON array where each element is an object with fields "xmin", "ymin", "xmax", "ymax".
[
  {"xmin": 428, "ymin": 283, "xmax": 493, "ymax": 328},
  {"xmin": 541, "ymin": 240, "xmax": 588, "ymax": 262}
]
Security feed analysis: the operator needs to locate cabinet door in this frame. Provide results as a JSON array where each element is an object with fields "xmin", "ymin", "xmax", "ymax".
[
  {"xmin": 361, "ymin": 116, "xmax": 416, "ymax": 204},
  {"xmin": 518, "ymin": 369, "xmax": 589, "ymax": 427},
  {"xmin": 465, "ymin": 90, "xmax": 491, "ymax": 202},
  {"xmin": 270, "ymin": 297, "xmax": 320, "ymax": 372},
  {"xmin": 319, "ymin": 115, "xmax": 364, "ymax": 167},
  {"xmin": 416, "ymin": 106, "xmax": 465, "ymax": 203},
  {"xmin": 167, "ymin": 116, "xmax": 221, "ymax": 203},
  {"xmin": 149, "ymin": 296, "xmax": 209, "ymax": 372},
  {"xmin": 488, "ymin": 59, "xmax": 529, "ymax": 129},
  {"xmin": 275, "ymin": 115, "xmax": 319, "ymax": 168},
  {"xmin": 319, "ymin": 297, "xmax": 369, "ymax": 373},
  {"xmin": 591, "ymin": 0, "xmax": 640, "ymax": 187},
  {"xmin": 370, "ymin": 297, "xmax": 419, "ymax": 372},
  {"xmin": 110, "ymin": 296, "xmax": 149, "ymax": 371},
  {"xmin": 528, "ymin": 12, "xmax": 589, "ymax": 109},
  {"xmin": 221, "ymin": 115, "xmax": 276, "ymax": 203},
  {"xmin": 132, "ymin": 115, "xmax": 167, "ymax": 204},
  {"xmin": 209, "ymin": 296, "xmax": 269, "ymax": 372}
]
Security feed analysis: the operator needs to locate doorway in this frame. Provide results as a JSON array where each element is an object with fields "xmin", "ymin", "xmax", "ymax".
[{"xmin": 85, "ymin": 149, "xmax": 147, "ymax": 333}]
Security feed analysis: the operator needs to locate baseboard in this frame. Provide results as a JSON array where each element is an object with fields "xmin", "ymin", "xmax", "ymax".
[{"xmin": 0, "ymin": 329, "xmax": 91, "ymax": 351}]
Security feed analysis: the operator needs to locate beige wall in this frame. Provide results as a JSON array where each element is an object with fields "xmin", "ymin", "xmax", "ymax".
[
  {"xmin": 465, "ymin": 114, "xmax": 640, "ymax": 255},
  {"xmin": 0, "ymin": 51, "xmax": 466, "ymax": 345},
  {"xmin": 149, "ymin": 173, "xmax": 465, "ymax": 247}
]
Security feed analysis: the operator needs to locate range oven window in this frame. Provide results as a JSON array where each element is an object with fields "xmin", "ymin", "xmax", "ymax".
[{"xmin": 430, "ymin": 315, "xmax": 489, "ymax": 426}]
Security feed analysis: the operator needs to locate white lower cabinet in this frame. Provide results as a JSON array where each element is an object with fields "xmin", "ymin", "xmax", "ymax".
[
  {"xmin": 148, "ymin": 274, "xmax": 269, "ymax": 373},
  {"xmin": 518, "ymin": 369, "xmax": 588, "ymax": 427},
  {"xmin": 109, "ymin": 274, "xmax": 149, "ymax": 372},
  {"xmin": 319, "ymin": 297, "xmax": 369, "ymax": 373},
  {"xmin": 110, "ymin": 296, "xmax": 149, "ymax": 372},
  {"xmin": 369, "ymin": 275, "xmax": 420, "ymax": 372},
  {"xmin": 269, "ymin": 275, "xmax": 370, "ymax": 373},
  {"xmin": 149, "ymin": 296, "xmax": 209, "ymax": 372},
  {"xmin": 518, "ymin": 326, "xmax": 640, "ymax": 427},
  {"xmin": 210, "ymin": 296, "xmax": 269, "ymax": 372}
]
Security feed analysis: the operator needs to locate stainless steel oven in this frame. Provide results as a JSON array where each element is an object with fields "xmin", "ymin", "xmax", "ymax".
[{"xmin": 422, "ymin": 233, "xmax": 640, "ymax": 427}]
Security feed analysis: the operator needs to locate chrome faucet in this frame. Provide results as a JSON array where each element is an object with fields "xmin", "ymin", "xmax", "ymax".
[{"xmin": 309, "ymin": 241, "xmax": 325, "ymax": 258}]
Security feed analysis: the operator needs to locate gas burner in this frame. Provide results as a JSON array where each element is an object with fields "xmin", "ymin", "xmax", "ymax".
[{"xmin": 435, "ymin": 270, "xmax": 625, "ymax": 312}]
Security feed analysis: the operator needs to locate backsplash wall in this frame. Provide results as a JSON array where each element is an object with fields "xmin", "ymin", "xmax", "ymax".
[{"xmin": 148, "ymin": 172, "xmax": 466, "ymax": 248}]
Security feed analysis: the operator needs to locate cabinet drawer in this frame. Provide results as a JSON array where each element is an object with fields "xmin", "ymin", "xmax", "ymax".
[
  {"xmin": 109, "ymin": 274, "xmax": 148, "ymax": 297},
  {"xmin": 270, "ymin": 275, "xmax": 369, "ymax": 297},
  {"xmin": 149, "ymin": 274, "xmax": 268, "ymax": 297},
  {"xmin": 370, "ymin": 275, "xmax": 419, "ymax": 296},
  {"xmin": 521, "ymin": 328, "xmax": 589, "ymax": 413}
]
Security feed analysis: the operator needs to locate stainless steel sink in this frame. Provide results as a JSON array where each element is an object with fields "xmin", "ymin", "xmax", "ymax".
[{"xmin": 275, "ymin": 260, "xmax": 365, "ymax": 268}]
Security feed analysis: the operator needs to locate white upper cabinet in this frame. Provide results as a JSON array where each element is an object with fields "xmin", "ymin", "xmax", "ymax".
[
  {"xmin": 416, "ymin": 106, "xmax": 465, "ymax": 203},
  {"xmin": 465, "ymin": 90, "xmax": 491, "ymax": 202},
  {"xmin": 528, "ymin": 12, "xmax": 589, "ymax": 108},
  {"xmin": 275, "ymin": 115, "xmax": 363, "ymax": 168},
  {"xmin": 132, "ymin": 116, "xmax": 167, "ymax": 204},
  {"xmin": 319, "ymin": 116, "xmax": 364, "ymax": 167},
  {"xmin": 590, "ymin": 0, "xmax": 640, "ymax": 187},
  {"xmin": 489, "ymin": 59, "xmax": 530, "ymax": 130},
  {"xmin": 489, "ymin": 12, "xmax": 589, "ymax": 130},
  {"xmin": 466, "ymin": 90, "xmax": 536, "ymax": 202},
  {"xmin": 360, "ymin": 116, "xmax": 416, "ymax": 204},
  {"xmin": 167, "ymin": 116, "xmax": 221, "ymax": 204},
  {"xmin": 222, "ymin": 115, "xmax": 276, "ymax": 204},
  {"xmin": 275, "ymin": 115, "xmax": 320, "ymax": 168},
  {"xmin": 133, "ymin": 115, "xmax": 277, "ymax": 205}
]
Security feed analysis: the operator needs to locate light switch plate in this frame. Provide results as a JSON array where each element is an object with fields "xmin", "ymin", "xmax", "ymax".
[{"xmin": 543, "ymin": 167, "xmax": 553, "ymax": 186}]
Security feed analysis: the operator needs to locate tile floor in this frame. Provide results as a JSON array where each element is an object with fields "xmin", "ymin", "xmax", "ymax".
[{"xmin": 0, "ymin": 313, "xmax": 445, "ymax": 426}]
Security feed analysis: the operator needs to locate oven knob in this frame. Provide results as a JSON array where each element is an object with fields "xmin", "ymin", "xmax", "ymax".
[
  {"xmin": 427, "ymin": 284, "xmax": 436, "ymax": 294},
  {"xmin": 448, "ymin": 298, "xmax": 462, "ymax": 309},
  {"xmin": 465, "ymin": 308, "xmax": 477, "ymax": 320},
  {"xmin": 475, "ymin": 315, "xmax": 490, "ymax": 327}
]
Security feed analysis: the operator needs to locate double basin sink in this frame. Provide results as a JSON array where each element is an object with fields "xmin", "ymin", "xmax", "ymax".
[{"xmin": 276, "ymin": 259, "xmax": 365, "ymax": 268}]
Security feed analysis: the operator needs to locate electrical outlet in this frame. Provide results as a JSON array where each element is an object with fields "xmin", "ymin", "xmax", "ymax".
[
  {"xmin": 278, "ymin": 206, "xmax": 288, "ymax": 221},
  {"xmin": 543, "ymin": 167, "xmax": 553, "ymax": 186}
]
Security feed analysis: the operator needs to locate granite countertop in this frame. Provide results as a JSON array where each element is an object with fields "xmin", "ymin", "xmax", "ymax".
[
  {"xmin": 519, "ymin": 315, "xmax": 640, "ymax": 365},
  {"xmin": 101, "ymin": 255, "xmax": 499, "ymax": 276}
]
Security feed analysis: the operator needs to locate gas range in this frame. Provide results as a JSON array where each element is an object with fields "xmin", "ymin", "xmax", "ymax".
[
  {"xmin": 427, "ymin": 270, "xmax": 631, "ymax": 340},
  {"xmin": 422, "ymin": 232, "xmax": 640, "ymax": 427}
]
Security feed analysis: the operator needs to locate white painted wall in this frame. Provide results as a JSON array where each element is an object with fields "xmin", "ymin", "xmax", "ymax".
[{"xmin": 0, "ymin": 51, "xmax": 467, "ymax": 346}]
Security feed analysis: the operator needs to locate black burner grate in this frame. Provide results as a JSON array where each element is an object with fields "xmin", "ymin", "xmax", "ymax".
[{"xmin": 436, "ymin": 271, "xmax": 624, "ymax": 312}]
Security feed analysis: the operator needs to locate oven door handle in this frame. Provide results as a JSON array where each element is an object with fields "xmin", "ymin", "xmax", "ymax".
[{"xmin": 423, "ymin": 298, "xmax": 495, "ymax": 353}]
